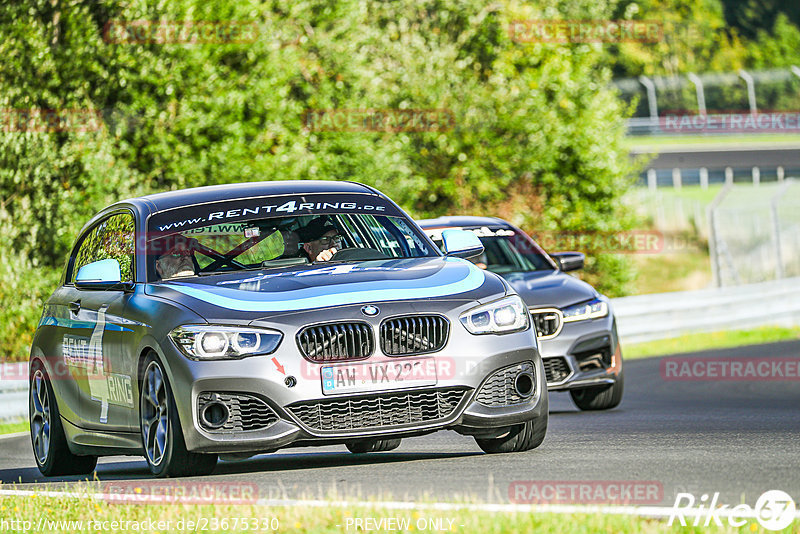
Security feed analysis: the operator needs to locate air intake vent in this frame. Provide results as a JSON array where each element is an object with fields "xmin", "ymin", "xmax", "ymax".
[
  {"xmin": 543, "ymin": 357, "xmax": 572, "ymax": 384},
  {"xmin": 297, "ymin": 322, "xmax": 374, "ymax": 363},
  {"xmin": 530, "ymin": 308, "xmax": 563, "ymax": 339},
  {"xmin": 476, "ymin": 361, "xmax": 536, "ymax": 407},
  {"xmin": 197, "ymin": 392, "xmax": 279, "ymax": 433},
  {"xmin": 287, "ymin": 387, "xmax": 469, "ymax": 432},
  {"xmin": 380, "ymin": 315, "xmax": 449, "ymax": 356}
]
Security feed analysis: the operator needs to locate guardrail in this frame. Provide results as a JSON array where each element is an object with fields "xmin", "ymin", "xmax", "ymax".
[
  {"xmin": 612, "ymin": 276, "xmax": 800, "ymax": 344},
  {"xmin": 0, "ymin": 362, "xmax": 28, "ymax": 422},
  {"xmin": 2, "ymin": 278, "xmax": 799, "ymax": 420}
]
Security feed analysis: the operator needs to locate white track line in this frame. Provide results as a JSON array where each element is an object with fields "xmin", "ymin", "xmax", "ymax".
[
  {"xmin": 1, "ymin": 488, "xmax": 799, "ymax": 520},
  {"xmin": 0, "ymin": 431, "xmax": 28, "ymax": 441}
]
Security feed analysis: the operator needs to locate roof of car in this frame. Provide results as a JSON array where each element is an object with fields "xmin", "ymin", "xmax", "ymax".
[
  {"xmin": 119, "ymin": 180, "xmax": 379, "ymax": 213},
  {"xmin": 416, "ymin": 216, "xmax": 510, "ymax": 228}
]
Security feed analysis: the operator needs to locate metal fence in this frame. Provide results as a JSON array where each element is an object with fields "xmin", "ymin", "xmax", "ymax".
[
  {"xmin": 709, "ymin": 179, "xmax": 800, "ymax": 286},
  {"xmin": 615, "ymin": 67, "xmax": 800, "ymax": 135}
]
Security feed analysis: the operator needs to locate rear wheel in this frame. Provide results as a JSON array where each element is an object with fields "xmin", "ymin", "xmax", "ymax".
[
  {"xmin": 475, "ymin": 391, "xmax": 548, "ymax": 454},
  {"xmin": 30, "ymin": 362, "xmax": 97, "ymax": 476},
  {"xmin": 346, "ymin": 439, "xmax": 402, "ymax": 454},
  {"xmin": 140, "ymin": 354, "xmax": 217, "ymax": 477},
  {"xmin": 570, "ymin": 370, "xmax": 624, "ymax": 411}
]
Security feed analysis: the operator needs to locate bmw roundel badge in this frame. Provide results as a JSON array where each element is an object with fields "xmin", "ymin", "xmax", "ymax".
[{"xmin": 361, "ymin": 305, "xmax": 380, "ymax": 317}]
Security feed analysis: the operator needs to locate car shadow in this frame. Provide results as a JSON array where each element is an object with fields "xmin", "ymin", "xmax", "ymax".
[{"xmin": 0, "ymin": 450, "xmax": 482, "ymax": 485}]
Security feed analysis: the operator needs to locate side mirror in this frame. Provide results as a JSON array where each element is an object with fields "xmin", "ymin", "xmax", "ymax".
[
  {"xmin": 75, "ymin": 258, "xmax": 132, "ymax": 291},
  {"xmin": 551, "ymin": 251, "xmax": 585, "ymax": 272},
  {"xmin": 441, "ymin": 229, "xmax": 484, "ymax": 260}
]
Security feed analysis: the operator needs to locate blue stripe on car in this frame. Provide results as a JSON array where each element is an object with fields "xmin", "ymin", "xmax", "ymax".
[{"xmin": 162, "ymin": 262, "xmax": 486, "ymax": 312}]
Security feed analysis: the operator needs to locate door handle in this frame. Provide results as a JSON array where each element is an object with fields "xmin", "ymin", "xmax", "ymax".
[{"xmin": 68, "ymin": 300, "xmax": 81, "ymax": 314}]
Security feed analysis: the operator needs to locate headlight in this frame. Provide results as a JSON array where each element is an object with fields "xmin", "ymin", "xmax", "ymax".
[
  {"xmin": 460, "ymin": 295, "xmax": 530, "ymax": 335},
  {"xmin": 170, "ymin": 325, "xmax": 283, "ymax": 360},
  {"xmin": 561, "ymin": 298, "xmax": 608, "ymax": 323}
]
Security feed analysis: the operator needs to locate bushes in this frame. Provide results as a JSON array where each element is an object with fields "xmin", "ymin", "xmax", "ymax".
[{"xmin": 0, "ymin": 0, "xmax": 643, "ymax": 361}]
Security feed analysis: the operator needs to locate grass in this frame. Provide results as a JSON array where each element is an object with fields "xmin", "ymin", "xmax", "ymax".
[
  {"xmin": 631, "ymin": 248, "xmax": 711, "ymax": 294},
  {"xmin": 0, "ymin": 420, "xmax": 28, "ymax": 436},
  {"xmin": 651, "ymin": 184, "xmax": 723, "ymax": 205},
  {"xmin": 624, "ymin": 133, "xmax": 800, "ymax": 149},
  {"xmin": 624, "ymin": 325, "xmax": 800, "ymax": 360},
  {"xmin": 1, "ymin": 490, "xmax": 797, "ymax": 533}
]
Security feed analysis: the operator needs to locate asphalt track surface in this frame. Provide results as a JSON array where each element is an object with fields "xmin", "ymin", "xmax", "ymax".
[
  {"xmin": 629, "ymin": 144, "xmax": 800, "ymax": 171},
  {"xmin": 1, "ymin": 340, "xmax": 799, "ymax": 507}
]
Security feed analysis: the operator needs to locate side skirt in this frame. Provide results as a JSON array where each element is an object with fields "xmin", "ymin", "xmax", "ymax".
[{"xmin": 62, "ymin": 417, "xmax": 144, "ymax": 456}]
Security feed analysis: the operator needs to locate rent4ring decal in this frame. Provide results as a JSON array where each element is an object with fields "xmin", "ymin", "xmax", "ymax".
[
  {"xmin": 150, "ymin": 194, "xmax": 401, "ymax": 234},
  {"xmin": 62, "ymin": 306, "xmax": 134, "ymax": 421}
]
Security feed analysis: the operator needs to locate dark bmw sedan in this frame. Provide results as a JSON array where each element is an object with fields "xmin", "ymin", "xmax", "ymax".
[
  {"xmin": 29, "ymin": 182, "xmax": 548, "ymax": 478},
  {"xmin": 419, "ymin": 216, "xmax": 623, "ymax": 411}
]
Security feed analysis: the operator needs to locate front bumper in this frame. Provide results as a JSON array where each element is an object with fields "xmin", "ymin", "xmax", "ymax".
[
  {"xmin": 162, "ymin": 322, "xmax": 545, "ymax": 454},
  {"xmin": 537, "ymin": 312, "xmax": 623, "ymax": 392}
]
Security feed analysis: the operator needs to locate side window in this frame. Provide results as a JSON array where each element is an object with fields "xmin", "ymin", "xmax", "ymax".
[{"xmin": 71, "ymin": 213, "xmax": 135, "ymax": 283}]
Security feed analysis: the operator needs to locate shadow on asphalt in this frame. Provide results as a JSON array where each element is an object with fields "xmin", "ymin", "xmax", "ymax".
[{"xmin": 0, "ymin": 450, "xmax": 482, "ymax": 484}]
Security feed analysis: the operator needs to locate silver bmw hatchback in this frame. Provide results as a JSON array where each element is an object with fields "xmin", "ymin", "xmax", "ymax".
[{"xmin": 29, "ymin": 181, "xmax": 548, "ymax": 478}]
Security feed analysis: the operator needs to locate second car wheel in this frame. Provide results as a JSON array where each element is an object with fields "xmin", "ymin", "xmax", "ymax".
[
  {"xmin": 570, "ymin": 370, "xmax": 624, "ymax": 411},
  {"xmin": 475, "ymin": 389, "xmax": 548, "ymax": 454},
  {"xmin": 140, "ymin": 353, "xmax": 217, "ymax": 477},
  {"xmin": 346, "ymin": 439, "xmax": 402, "ymax": 454}
]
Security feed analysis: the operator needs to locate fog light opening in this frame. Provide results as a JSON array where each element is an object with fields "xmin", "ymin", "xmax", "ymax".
[
  {"xmin": 200, "ymin": 401, "xmax": 229, "ymax": 429},
  {"xmin": 514, "ymin": 372, "xmax": 534, "ymax": 398}
]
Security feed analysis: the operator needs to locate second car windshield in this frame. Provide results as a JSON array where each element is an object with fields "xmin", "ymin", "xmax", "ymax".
[
  {"xmin": 427, "ymin": 226, "xmax": 555, "ymax": 274},
  {"xmin": 148, "ymin": 212, "xmax": 435, "ymax": 281}
]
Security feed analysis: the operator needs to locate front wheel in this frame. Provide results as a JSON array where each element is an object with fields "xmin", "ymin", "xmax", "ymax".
[
  {"xmin": 30, "ymin": 362, "xmax": 97, "ymax": 476},
  {"xmin": 140, "ymin": 354, "xmax": 217, "ymax": 477}
]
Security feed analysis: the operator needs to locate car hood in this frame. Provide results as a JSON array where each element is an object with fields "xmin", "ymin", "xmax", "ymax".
[
  {"xmin": 145, "ymin": 256, "xmax": 505, "ymax": 319},
  {"xmin": 501, "ymin": 270, "xmax": 598, "ymax": 309}
]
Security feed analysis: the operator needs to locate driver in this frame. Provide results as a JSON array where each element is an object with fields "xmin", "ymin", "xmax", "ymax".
[
  {"xmin": 154, "ymin": 236, "xmax": 198, "ymax": 279},
  {"xmin": 299, "ymin": 218, "xmax": 342, "ymax": 262}
]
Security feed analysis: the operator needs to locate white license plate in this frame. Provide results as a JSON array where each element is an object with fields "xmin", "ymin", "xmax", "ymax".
[{"xmin": 321, "ymin": 357, "xmax": 437, "ymax": 395}]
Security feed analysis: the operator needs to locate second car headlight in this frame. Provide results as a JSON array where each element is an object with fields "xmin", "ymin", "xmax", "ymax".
[
  {"xmin": 460, "ymin": 295, "xmax": 530, "ymax": 335},
  {"xmin": 170, "ymin": 325, "xmax": 283, "ymax": 360},
  {"xmin": 562, "ymin": 298, "xmax": 609, "ymax": 323}
]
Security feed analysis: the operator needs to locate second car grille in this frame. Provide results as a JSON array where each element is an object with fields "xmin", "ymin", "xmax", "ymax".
[
  {"xmin": 297, "ymin": 322, "xmax": 374, "ymax": 362},
  {"xmin": 543, "ymin": 357, "xmax": 572, "ymax": 383},
  {"xmin": 530, "ymin": 308, "xmax": 563, "ymax": 339},
  {"xmin": 286, "ymin": 387, "xmax": 469, "ymax": 432},
  {"xmin": 476, "ymin": 361, "xmax": 536, "ymax": 407},
  {"xmin": 380, "ymin": 315, "xmax": 449, "ymax": 356},
  {"xmin": 197, "ymin": 392, "xmax": 279, "ymax": 433}
]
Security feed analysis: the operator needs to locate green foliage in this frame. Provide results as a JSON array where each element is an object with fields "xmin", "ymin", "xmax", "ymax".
[
  {"xmin": 0, "ymin": 0, "xmax": 640, "ymax": 360},
  {"xmin": 608, "ymin": 0, "xmax": 800, "ymax": 78}
]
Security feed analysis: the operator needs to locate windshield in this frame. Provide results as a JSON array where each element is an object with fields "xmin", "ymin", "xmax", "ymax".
[
  {"xmin": 146, "ymin": 195, "xmax": 436, "ymax": 281},
  {"xmin": 424, "ymin": 226, "xmax": 555, "ymax": 274}
]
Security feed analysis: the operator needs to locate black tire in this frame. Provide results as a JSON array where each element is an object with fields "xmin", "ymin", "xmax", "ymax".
[
  {"xmin": 29, "ymin": 361, "xmax": 97, "ymax": 477},
  {"xmin": 475, "ymin": 391, "xmax": 548, "ymax": 454},
  {"xmin": 140, "ymin": 353, "xmax": 217, "ymax": 478},
  {"xmin": 346, "ymin": 438, "xmax": 402, "ymax": 454},
  {"xmin": 570, "ymin": 370, "xmax": 624, "ymax": 411}
]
